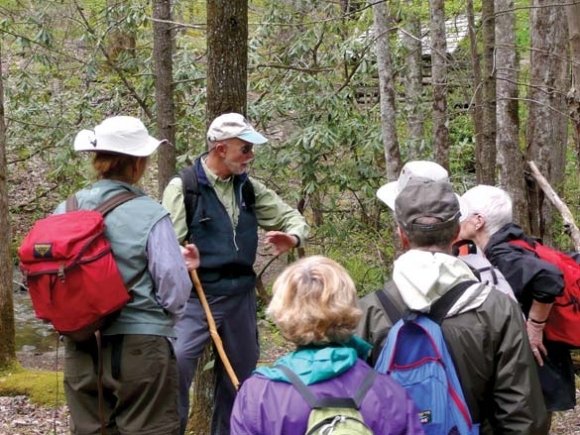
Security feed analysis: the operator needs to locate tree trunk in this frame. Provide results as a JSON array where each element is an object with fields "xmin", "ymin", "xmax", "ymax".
[
  {"xmin": 0, "ymin": 42, "xmax": 17, "ymax": 369},
  {"xmin": 401, "ymin": 0, "xmax": 424, "ymax": 157},
  {"xmin": 206, "ymin": 0, "xmax": 248, "ymax": 130},
  {"xmin": 565, "ymin": 0, "xmax": 580, "ymax": 174},
  {"xmin": 495, "ymin": 0, "xmax": 527, "ymax": 229},
  {"xmin": 480, "ymin": 0, "xmax": 497, "ymax": 185},
  {"xmin": 429, "ymin": 0, "xmax": 449, "ymax": 170},
  {"xmin": 373, "ymin": 0, "xmax": 401, "ymax": 182},
  {"xmin": 191, "ymin": 0, "xmax": 249, "ymax": 428},
  {"xmin": 525, "ymin": 2, "xmax": 568, "ymax": 241},
  {"xmin": 467, "ymin": 0, "xmax": 487, "ymax": 184},
  {"xmin": 152, "ymin": 0, "xmax": 176, "ymax": 197}
]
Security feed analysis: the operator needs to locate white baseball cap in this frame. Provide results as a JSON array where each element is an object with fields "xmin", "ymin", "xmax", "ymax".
[
  {"xmin": 376, "ymin": 160, "xmax": 468, "ymax": 221},
  {"xmin": 207, "ymin": 113, "xmax": 268, "ymax": 145},
  {"xmin": 74, "ymin": 116, "xmax": 163, "ymax": 157}
]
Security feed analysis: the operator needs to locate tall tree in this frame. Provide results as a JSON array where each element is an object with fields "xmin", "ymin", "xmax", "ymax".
[
  {"xmin": 206, "ymin": 0, "xmax": 248, "ymax": 126},
  {"xmin": 565, "ymin": 0, "xmax": 580, "ymax": 172},
  {"xmin": 467, "ymin": 0, "xmax": 488, "ymax": 184},
  {"xmin": 429, "ymin": 0, "xmax": 450, "ymax": 169},
  {"xmin": 401, "ymin": 0, "xmax": 424, "ymax": 156},
  {"xmin": 0, "ymin": 41, "xmax": 16, "ymax": 369},
  {"xmin": 479, "ymin": 0, "xmax": 497, "ymax": 185},
  {"xmin": 373, "ymin": 0, "xmax": 401, "ymax": 181},
  {"xmin": 525, "ymin": 2, "xmax": 568, "ymax": 241},
  {"xmin": 495, "ymin": 0, "xmax": 527, "ymax": 228},
  {"xmin": 152, "ymin": 0, "xmax": 176, "ymax": 197},
  {"xmin": 190, "ymin": 1, "xmax": 249, "ymax": 430}
]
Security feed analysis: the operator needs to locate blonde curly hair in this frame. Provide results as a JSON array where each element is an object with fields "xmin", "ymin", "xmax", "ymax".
[{"xmin": 267, "ymin": 255, "xmax": 362, "ymax": 346}]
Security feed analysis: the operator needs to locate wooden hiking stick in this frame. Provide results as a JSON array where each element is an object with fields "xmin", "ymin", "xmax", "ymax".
[{"xmin": 189, "ymin": 269, "xmax": 240, "ymax": 390}]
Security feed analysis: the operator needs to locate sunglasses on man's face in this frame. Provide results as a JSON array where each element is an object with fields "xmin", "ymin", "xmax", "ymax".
[{"xmin": 239, "ymin": 144, "xmax": 254, "ymax": 155}]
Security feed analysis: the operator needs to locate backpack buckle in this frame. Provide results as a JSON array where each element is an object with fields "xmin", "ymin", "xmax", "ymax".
[
  {"xmin": 320, "ymin": 415, "xmax": 344, "ymax": 434},
  {"xmin": 58, "ymin": 263, "xmax": 66, "ymax": 282}
]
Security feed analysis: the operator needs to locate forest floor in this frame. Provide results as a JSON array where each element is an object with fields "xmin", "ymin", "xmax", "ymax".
[
  {"xmin": 0, "ymin": 318, "xmax": 293, "ymax": 435},
  {"xmin": 2, "ymin": 346, "xmax": 580, "ymax": 434}
]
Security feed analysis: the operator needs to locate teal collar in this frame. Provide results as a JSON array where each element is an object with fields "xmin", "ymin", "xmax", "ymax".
[{"xmin": 255, "ymin": 336, "xmax": 371, "ymax": 385}]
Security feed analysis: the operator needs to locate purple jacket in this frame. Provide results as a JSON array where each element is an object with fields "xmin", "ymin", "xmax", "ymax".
[{"xmin": 230, "ymin": 359, "xmax": 424, "ymax": 434}]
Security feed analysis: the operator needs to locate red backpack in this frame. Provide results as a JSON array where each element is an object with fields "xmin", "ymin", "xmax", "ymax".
[
  {"xmin": 509, "ymin": 239, "xmax": 580, "ymax": 347},
  {"xmin": 18, "ymin": 192, "xmax": 137, "ymax": 342}
]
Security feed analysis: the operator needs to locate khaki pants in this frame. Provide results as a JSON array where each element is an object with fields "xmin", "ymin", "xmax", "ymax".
[{"xmin": 64, "ymin": 334, "xmax": 180, "ymax": 435}]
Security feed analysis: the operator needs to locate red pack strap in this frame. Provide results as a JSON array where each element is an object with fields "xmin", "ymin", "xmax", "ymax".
[
  {"xmin": 65, "ymin": 191, "xmax": 138, "ymax": 215},
  {"xmin": 509, "ymin": 239, "xmax": 536, "ymax": 252}
]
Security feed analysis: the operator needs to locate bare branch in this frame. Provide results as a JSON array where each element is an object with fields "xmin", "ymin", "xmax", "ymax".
[{"xmin": 527, "ymin": 161, "xmax": 580, "ymax": 251}]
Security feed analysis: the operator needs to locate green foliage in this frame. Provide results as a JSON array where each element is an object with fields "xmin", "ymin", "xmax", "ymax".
[{"xmin": 1, "ymin": 0, "xmax": 552, "ymax": 291}]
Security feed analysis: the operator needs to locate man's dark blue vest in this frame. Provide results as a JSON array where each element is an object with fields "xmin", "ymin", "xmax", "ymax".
[{"xmin": 186, "ymin": 157, "xmax": 258, "ymax": 296}]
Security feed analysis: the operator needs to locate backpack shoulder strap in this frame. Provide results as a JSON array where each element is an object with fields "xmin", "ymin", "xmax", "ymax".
[
  {"xmin": 95, "ymin": 192, "xmax": 139, "ymax": 215},
  {"xmin": 241, "ymin": 179, "xmax": 256, "ymax": 208},
  {"xmin": 276, "ymin": 365, "xmax": 320, "ymax": 409},
  {"xmin": 65, "ymin": 194, "xmax": 79, "ymax": 212},
  {"xmin": 475, "ymin": 265, "xmax": 498, "ymax": 285},
  {"xmin": 375, "ymin": 281, "xmax": 403, "ymax": 325},
  {"xmin": 351, "ymin": 368, "xmax": 377, "ymax": 408},
  {"xmin": 428, "ymin": 280, "xmax": 478, "ymax": 324},
  {"xmin": 178, "ymin": 165, "xmax": 199, "ymax": 226},
  {"xmin": 276, "ymin": 365, "xmax": 377, "ymax": 410},
  {"xmin": 65, "ymin": 191, "xmax": 138, "ymax": 214}
]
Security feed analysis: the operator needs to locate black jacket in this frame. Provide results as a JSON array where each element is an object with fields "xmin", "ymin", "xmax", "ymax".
[
  {"xmin": 484, "ymin": 223, "xmax": 563, "ymax": 314},
  {"xmin": 484, "ymin": 223, "xmax": 575, "ymax": 412}
]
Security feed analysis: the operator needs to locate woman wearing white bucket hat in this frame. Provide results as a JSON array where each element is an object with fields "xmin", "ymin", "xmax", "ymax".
[{"xmin": 57, "ymin": 116, "xmax": 199, "ymax": 435}]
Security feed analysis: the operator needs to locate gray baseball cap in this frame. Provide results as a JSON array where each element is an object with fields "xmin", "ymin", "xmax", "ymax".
[
  {"xmin": 377, "ymin": 160, "xmax": 467, "ymax": 221},
  {"xmin": 395, "ymin": 180, "xmax": 461, "ymax": 232}
]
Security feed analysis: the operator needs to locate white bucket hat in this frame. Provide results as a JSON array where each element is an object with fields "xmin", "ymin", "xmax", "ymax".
[
  {"xmin": 376, "ymin": 160, "xmax": 468, "ymax": 221},
  {"xmin": 207, "ymin": 113, "xmax": 268, "ymax": 145},
  {"xmin": 74, "ymin": 116, "xmax": 163, "ymax": 157}
]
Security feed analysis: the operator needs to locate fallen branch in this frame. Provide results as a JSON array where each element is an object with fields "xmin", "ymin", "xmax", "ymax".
[{"xmin": 527, "ymin": 161, "xmax": 580, "ymax": 251}]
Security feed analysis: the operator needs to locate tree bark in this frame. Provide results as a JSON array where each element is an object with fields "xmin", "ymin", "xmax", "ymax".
[
  {"xmin": 525, "ymin": 1, "xmax": 568, "ymax": 241},
  {"xmin": 429, "ymin": 0, "xmax": 449, "ymax": 170},
  {"xmin": 206, "ymin": 0, "xmax": 248, "ymax": 130},
  {"xmin": 467, "ymin": 0, "xmax": 488, "ymax": 184},
  {"xmin": 480, "ymin": 0, "xmax": 497, "ymax": 185},
  {"xmin": 565, "ymin": 0, "xmax": 580, "ymax": 173},
  {"xmin": 401, "ymin": 0, "xmax": 424, "ymax": 156},
  {"xmin": 373, "ymin": 0, "xmax": 401, "ymax": 182},
  {"xmin": 495, "ymin": 0, "xmax": 527, "ymax": 229},
  {"xmin": 0, "ymin": 41, "xmax": 17, "ymax": 369},
  {"xmin": 152, "ymin": 0, "xmax": 176, "ymax": 197}
]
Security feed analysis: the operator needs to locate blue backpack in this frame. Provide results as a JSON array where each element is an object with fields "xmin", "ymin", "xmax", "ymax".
[{"xmin": 375, "ymin": 281, "xmax": 479, "ymax": 435}]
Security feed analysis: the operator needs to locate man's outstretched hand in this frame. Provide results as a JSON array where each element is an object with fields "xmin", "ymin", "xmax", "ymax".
[{"xmin": 264, "ymin": 231, "xmax": 299, "ymax": 256}]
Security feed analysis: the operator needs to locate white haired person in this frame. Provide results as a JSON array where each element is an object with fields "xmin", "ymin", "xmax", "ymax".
[
  {"xmin": 460, "ymin": 185, "xmax": 575, "ymax": 421},
  {"xmin": 231, "ymin": 255, "xmax": 424, "ymax": 435},
  {"xmin": 58, "ymin": 116, "xmax": 199, "ymax": 435}
]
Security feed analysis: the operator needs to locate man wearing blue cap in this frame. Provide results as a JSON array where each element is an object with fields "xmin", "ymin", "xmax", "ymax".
[{"xmin": 162, "ymin": 113, "xmax": 309, "ymax": 435}]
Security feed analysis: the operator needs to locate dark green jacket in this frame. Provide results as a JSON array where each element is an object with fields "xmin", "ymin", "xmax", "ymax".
[{"xmin": 357, "ymin": 281, "xmax": 549, "ymax": 435}]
